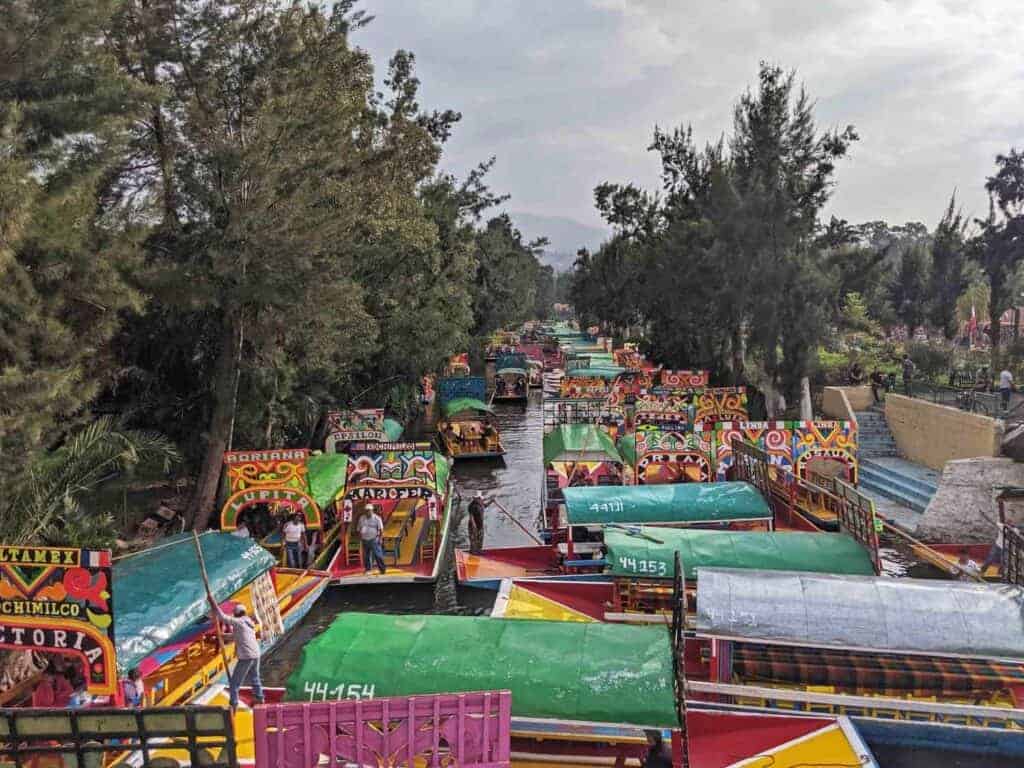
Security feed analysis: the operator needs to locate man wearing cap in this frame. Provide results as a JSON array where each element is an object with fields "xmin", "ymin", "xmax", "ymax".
[
  {"xmin": 209, "ymin": 598, "xmax": 264, "ymax": 710},
  {"xmin": 358, "ymin": 504, "xmax": 386, "ymax": 576}
]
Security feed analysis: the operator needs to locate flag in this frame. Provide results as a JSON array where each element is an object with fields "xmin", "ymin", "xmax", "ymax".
[{"xmin": 968, "ymin": 304, "xmax": 978, "ymax": 337}]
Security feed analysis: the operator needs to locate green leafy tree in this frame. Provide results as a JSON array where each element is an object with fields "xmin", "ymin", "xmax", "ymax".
[
  {"xmin": 928, "ymin": 195, "xmax": 970, "ymax": 338},
  {"xmin": 104, "ymin": 2, "xmax": 461, "ymax": 528},
  {"xmin": 0, "ymin": 418, "xmax": 179, "ymax": 547},
  {"xmin": 0, "ymin": 0, "xmax": 144, "ymax": 469},
  {"xmin": 889, "ymin": 244, "xmax": 932, "ymax": 337},
  {"xmin": 975, "ymin": 149, "xmax": 1024, "ymax": 366}
]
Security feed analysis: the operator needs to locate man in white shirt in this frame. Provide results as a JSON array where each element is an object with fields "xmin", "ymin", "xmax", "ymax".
[
  {"xmin": 358, "ymin": 504, "xmax": 386, "ymax": 575},
  {"xmin": 282, "ymin": 514, "xmax": 305, "ymax": 568},
  {"xmin": 999, "ymin": 368, "xmax": 1014, "ymax": 411},
  {"xmin": 209, "ymin": 601, "xmax": 264, "ymax": 709}
]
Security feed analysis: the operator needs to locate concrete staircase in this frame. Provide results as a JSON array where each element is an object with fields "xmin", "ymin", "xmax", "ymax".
[
  {"xmin": 858, "ymin": 457, "xmax": 939, "ymax": 514},
  {"xmin": 855, "ymin": 408, "xmax": 898, "ymax": 457}
]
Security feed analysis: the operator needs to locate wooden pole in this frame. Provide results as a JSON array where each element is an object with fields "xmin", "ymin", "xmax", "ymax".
[
  {"xmin": 487, "ymin": 498, "xmax": 544, "ymax": 545},
  {"xmin": 192, "ymin": 531, "xmax": 233, "ymax": 675}
]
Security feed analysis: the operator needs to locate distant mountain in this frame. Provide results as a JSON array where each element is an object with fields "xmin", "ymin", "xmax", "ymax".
[{"xmin": 509, "ymin": 212, "xmax": 608, "ymax": 271}]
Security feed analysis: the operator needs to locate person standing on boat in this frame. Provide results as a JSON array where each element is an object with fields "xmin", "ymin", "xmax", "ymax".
[
  {"xmin": 642, "ymin": 730, "xmax": 673, "ymax": 768},
  {"xmin": 359, "ymin": 503, "xmax": 387, "ymax": 575},
  {"xmin": 282, "ymin": 513, "xmax": 305, "ymax": 568},
  {"xmin": 467, "ymin": 491, "xmax": 492, "ymax": 553},
  {"xmin": 31, "ymin": 661, "xmax": 74, "ymax": 707},
  {"xmin": 210, "ymin": 600, "xmax": 264, "ymax": 710}
]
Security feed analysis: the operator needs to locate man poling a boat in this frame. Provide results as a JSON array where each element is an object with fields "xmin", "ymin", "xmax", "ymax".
[
  {"xmin": 208, "ymin": 599, "xmax": 264, "ymax": 711},
  {"xmin": 467, "ymin": 491, "xmax": 494, "ymax": 553}
]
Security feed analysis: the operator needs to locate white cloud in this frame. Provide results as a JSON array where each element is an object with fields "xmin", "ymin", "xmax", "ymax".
[{"xmin": 357, "ymin": 0, "xmax": 1024, "ymax": 232}]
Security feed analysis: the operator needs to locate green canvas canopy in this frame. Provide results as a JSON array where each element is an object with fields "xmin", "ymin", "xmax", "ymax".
[
  {"xmin": 383, "ymin": 418, "xmax": 403, "ymax": 441},
  {"xmin": 605, "ymin": 527, "xmax": 876, "ymax": 580},
  {"xmin": 617, "ymin": 434, "xmax": 637, "ymax": 466},
  {"xmin": 307, "ymin": 453, "xmax": 349, "ymax": 509},
  {"xmin": 285, "ymin": 613, "xmax": 678, "ymax": 727},
  {"xmin": 543, "ymin": 424, "xmax": 623, "ymax": 466},
  {"xmin": 564, "ymin": 482, "xmax": 772, "ymax": 526},
  {"xmin": 114, "ymin": 532, "xmax": 276, "ymax": 672},
  {"xmin": 442, "ymin": 397, "xmax": 494, "ymax": 417},
  {"xmin": 434, "ymin": 453, "xmax": 451, "ymax": 498},
  {"xmin": 495, "ymin": 367, "xmax": 528, "ymax": 376}
]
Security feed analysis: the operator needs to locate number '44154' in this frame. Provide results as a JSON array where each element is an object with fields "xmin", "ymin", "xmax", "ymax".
[{"xmin": 303, "ymin": 681, "xmax": 376, "ymax": 701}]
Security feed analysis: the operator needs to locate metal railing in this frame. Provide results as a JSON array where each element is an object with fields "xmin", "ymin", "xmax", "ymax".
[
  {"xmin": 899, "ymin": 381, "xmax": 1004, "ymax": 419},
  {"xmin": 0, "ymin": 705, "xmax": 237, "ymax": 768}
]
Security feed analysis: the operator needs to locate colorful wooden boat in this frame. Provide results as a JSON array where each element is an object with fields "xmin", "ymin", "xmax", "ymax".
[
  {"xmin": 493, "ymin": 366, "xmax": 529, "ymax": 402},
  {"xmin": 285, "ymin": 613, "xmax": 676, "ymax": 725},
  {"xmin": 443, "ymin": 351, "xmax": 472, "ymax": 377},
  {"xmin": 484, "ymin": 516, "xmax": 880, "ymax": 624},
  {"xmin": 437, "ymin": 397, "xmax": 506, "ymax": 459},
  {"xmin": 219, "ymin": 448, "xmax": 344, "ymax": 567},
  {"xmin": 458, "ymin": 481, "xmax": 794, "ymax": 586},
  {"xmin": 312, "ymin": 444, "xmax": 456, "ymax": 584},
  {"xmin": 0, "ymin": 535, "xmax": 328, "ymax": 712},
  {"xmin": 690, "ymin": 567, "xmax": 1024, "ymax": 708},
  {"xmin": 320, "ymin": 407, "xmax": 402, "ymax": 454},
  {"xmin": 543, "ymin": 423, "xmax": 625, "ymax": 522},
  {"xmin": 686, "ymin": 710, "xmax": 878, "ymax": 768}
]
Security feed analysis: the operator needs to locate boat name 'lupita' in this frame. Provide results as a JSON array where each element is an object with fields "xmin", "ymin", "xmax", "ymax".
[{"xmin": 226, "ymin": 488, "xmax": 312, "ymax": 514}]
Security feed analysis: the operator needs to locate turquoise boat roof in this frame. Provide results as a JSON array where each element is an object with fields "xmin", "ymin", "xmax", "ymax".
[
  {"xmin": 114, "ymin": 532, "xmax": 275, "ymax": 672},
  {"xmin": 564, "ymin": 482, "xmax": 772, "ymax": 525}
]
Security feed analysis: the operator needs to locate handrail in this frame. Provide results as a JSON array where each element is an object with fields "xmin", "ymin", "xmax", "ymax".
[{"xmin": 686, "ymin": 680, "xmax": 1024, "ymax": 726}]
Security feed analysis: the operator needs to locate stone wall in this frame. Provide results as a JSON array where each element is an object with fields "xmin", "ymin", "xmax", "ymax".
[
  {"xmin": 884, "ymin": 394, "xmax": 1003, "ymax": 471},
  {"xmin": 821, "ymin": 386, "xmax": 871, "ymax": 422},
  {"xmin": 916, "ymin": 457, "xmax": 1024, "ymax": 542}
]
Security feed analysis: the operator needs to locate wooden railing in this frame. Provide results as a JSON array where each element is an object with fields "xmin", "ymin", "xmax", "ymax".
[
  {"xmin": 254, "ymin": 692, "xmax": 512, "ymax": 768},
  {"xmin": 686, "ymin": 680, "xmax": 1024, "ymax": 731},
  {"xmin": 1005, "ymin": 523, "xmax": 1024, "ymax": 586}
]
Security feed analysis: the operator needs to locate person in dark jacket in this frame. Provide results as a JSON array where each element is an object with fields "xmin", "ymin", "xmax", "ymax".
[{"xmin": 642, "ymin": 730, "xmax": 673, "ymax": 768}]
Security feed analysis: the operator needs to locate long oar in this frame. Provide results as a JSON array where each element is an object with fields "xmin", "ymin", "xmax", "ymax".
[
  {"xmin": 192, "ymin": 531, "xmax": 233, "ymax": 676},
  {"xmin": 488, "ymin": 498, "xmax": 544, "ymax": 545},
  {"xmin": 607, "ymin": 523, "xmax": 664, "ymax": 544}
]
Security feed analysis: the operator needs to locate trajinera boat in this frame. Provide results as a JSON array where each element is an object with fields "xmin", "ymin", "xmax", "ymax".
[
  {"xmin": 218, "ymin": 446, "xmax": 454, "ymax": 584},
  {"xmin": 0, "ymin": 535, "xmax": 327, "ymax": 710},
  {"xmin": 286, "ymin": 612, "xmax": 677, "ymax": 727},
  {"xmin": 493, "ymin": 353, "xmax": 529, "ymax": 403},
  {"xmin": 690, "ymin": 568, "xmax": 1024, "ymax": 708},
  {"xmin": 437, "ymin": 398, "xmax": 506, "ymax": 459}
]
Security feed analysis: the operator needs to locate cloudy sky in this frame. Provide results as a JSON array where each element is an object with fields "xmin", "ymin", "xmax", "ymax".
[{"xmin": 356, "ymin": 1, "xmax": 1024, "ymax": 244}]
